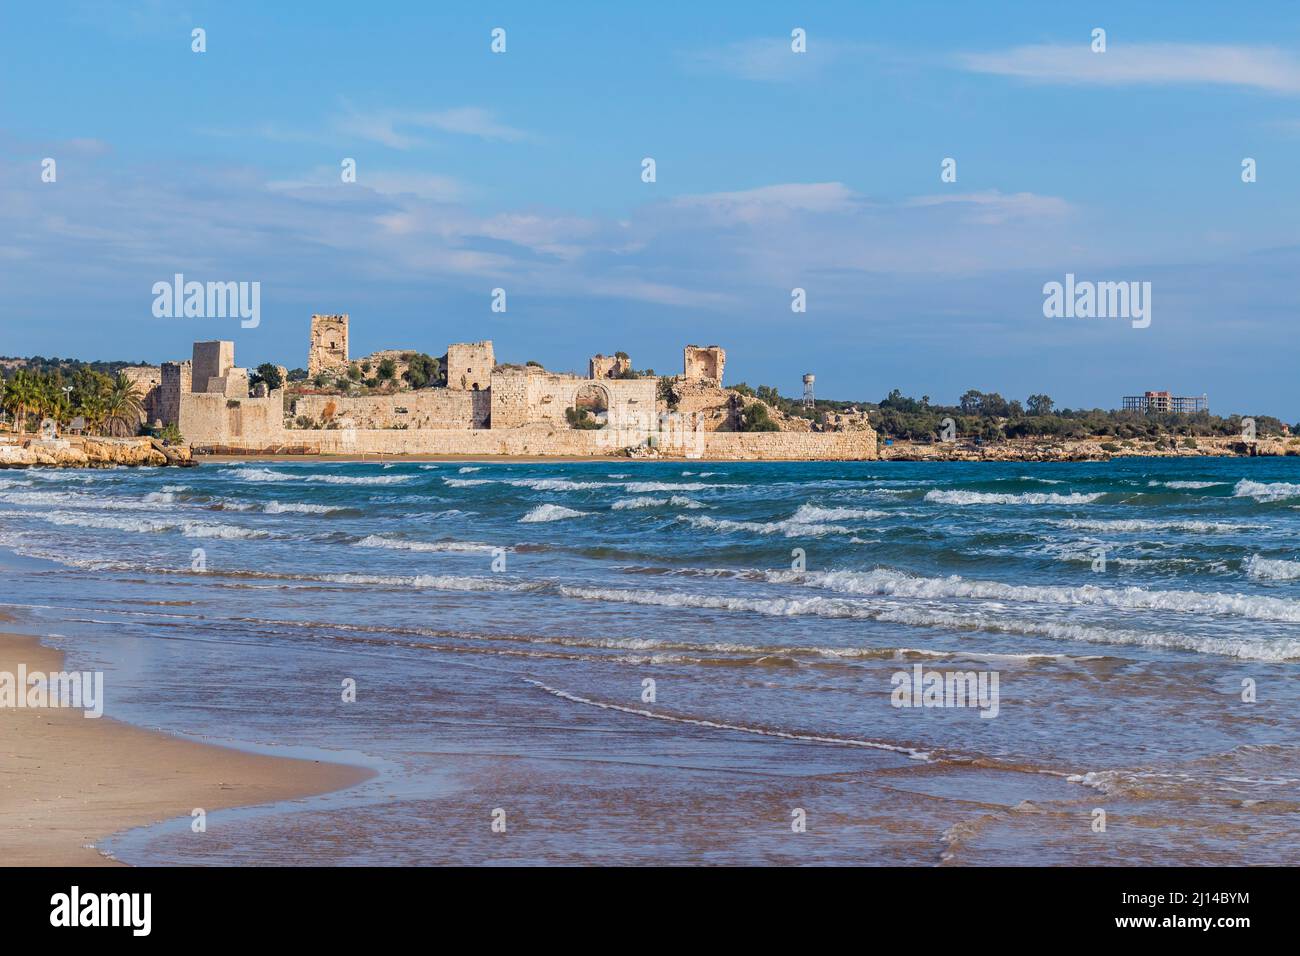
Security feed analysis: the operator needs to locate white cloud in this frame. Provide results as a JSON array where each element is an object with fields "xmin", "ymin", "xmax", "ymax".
[
  {"xmin": 960, "ymin": 43, "xmax": 1300, "ymax": 94},
  {"xmin": 906, "ymin": 191, "xmax": 1072, "ymax": 225},
  {"xmin": 671, "ymin": 182, "xmax": 857, "ymax": 224},
  {"xmin": 335, "ymin": 104, "xmax": 526, "ymax": 148},
  {"xmin": 683, "ymin": 37, "xmax": 816, "ymax": 82}
]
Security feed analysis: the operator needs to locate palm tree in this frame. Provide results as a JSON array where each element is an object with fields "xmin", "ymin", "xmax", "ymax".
[
  {"xmin": 71, "ymin": 368, "xmax": 108, "ymax": 435},
  {"xmin": 3, "ymin": 370, "xmax": 38, "ymax": 434},
  {"xmin": 103, "ymin": 374, "xmax": 144, "ymax": 437}
]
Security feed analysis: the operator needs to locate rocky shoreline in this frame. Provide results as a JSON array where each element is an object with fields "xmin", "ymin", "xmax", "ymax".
[
  {"xmin": 0, "ymin": 436, "xmax": 194, "ymax": 468},
  {"xmin": 879, "ymin": 435, "xmax": 1299, "ymax": 462},
  {"xmin": 1, "ymin": 433, "xmax": 1295, "ymax": 468}
]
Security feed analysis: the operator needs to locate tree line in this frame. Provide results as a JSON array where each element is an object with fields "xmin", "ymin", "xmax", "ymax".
[{"xmin": 1, "ymin": 368, "xmax": 145, "ymax": 437}]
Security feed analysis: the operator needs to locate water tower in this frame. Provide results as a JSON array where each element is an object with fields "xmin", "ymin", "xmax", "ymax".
[{"xmin": 802, "ymin": 373, "xmax": 815, "ymax": 408}]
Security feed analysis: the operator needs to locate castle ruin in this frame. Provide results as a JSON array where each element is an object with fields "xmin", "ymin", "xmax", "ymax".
[
  {"xmin": 684, "ymin": 345, "xmax": 725, "ymax": 383},
  {"xmin": 589, "ymin": 353, "xmax": 631, "ymax": 379},
  {"xmin": 141, "ymin": 316, "xmax": 873, "ymax": 460},
  {"xmin": 308, "ymin": 314, "xmax": 349, "ymax": 375}
]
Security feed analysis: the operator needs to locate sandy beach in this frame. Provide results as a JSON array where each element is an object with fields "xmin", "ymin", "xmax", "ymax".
[{"xmin": 0, "ymin": 630, "xmax": 371, "ymax": 866}]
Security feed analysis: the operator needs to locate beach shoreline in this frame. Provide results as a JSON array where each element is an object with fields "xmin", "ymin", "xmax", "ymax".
[{"xmin": 0, "ymin": 630, "xmax": 372, "ymax": 866}]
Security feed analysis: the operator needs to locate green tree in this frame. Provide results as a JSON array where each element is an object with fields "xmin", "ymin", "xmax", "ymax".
[
  {"xmin": 252, "ymin": 363, "xmax": 284, "ymax": 390},
  {"xmin": 1026, "ymin": 394, "xmax": 1054, "ymax": 416},
  {"xmin": 404, "ymin": 353, "xmax": 440, "ymax": 388}
]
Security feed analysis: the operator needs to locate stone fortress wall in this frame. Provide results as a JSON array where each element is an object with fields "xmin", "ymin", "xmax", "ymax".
[{"xmin": 145, "ymin": 315, "xmax": 876, "ymax": 460}]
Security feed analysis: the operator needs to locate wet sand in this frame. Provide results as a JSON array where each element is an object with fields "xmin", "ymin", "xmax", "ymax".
[{"xmin": 0, "ymin": 632, "xmax": 371, "ymax": 866}]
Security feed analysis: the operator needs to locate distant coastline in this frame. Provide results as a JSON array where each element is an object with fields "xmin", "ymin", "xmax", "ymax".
[{"xmin": 2, "ymin": 432, "xmax": 1297, "ymax": 469}]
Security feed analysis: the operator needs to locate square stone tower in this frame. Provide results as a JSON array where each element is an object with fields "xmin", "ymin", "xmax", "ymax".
[
  {"xmin": 683, "ymin": 345, "xmax": 725, "ymax": 384},
  {"xmin": 446, "ymin": 341, "xmax": 495, "ymax": 390},
  {"xmin": 193, "ymin": 341, "xmax": 235, "ymax": 392},
  {"xmin": 309, "ymin": 314, "xmax": 349, "ymax": 375}
]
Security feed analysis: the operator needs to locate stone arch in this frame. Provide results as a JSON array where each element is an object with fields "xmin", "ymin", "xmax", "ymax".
[{"xmin": 569, "ymin": 382, "xmax": 610, "ymax": 428}]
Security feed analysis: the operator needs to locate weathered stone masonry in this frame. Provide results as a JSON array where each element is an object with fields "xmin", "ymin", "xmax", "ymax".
[{"xmin": 150, "ymin": 315, "xmax": 876, "ymax": 459}]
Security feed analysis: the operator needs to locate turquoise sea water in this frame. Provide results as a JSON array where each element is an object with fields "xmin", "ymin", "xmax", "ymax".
[{"xmin": 1, "ymin": 456, "xmax": 1297, "ymax": 864}]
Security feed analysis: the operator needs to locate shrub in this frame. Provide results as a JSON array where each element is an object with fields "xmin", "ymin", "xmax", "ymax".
[
  {"xmin": 156, "ymin": 422, "xmax": 183, "ymax": 444},
  {"xmin": 377, "ymin": 358, "xmax": 397, "ymax": 381},
  {"xmin": 1182, "ymin": 437, "xmax": 1198, "ymax": 449},
  {"xmin": 740, "ymin": 402, "xmax": 780, "ymax": 432},
  {"xmin": 565, "ymin": 406, "xmax": 601, "ymax": 429},
  {"xmin": 1100, "ymin": 441, "xmax": 1120, "ymax": 452},
  {"xmin": 404, "ymin": 353, "xmax": 440, "ymax": 388}
]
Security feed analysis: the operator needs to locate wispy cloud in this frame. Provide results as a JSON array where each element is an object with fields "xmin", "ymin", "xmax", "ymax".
[
  {"xmin": 959, "ymin": 43, "xmax": 1300, "ymax": 94},
  {"xmin": 680, "ymin": 36, "xmax": 862, "ymax": 82},
  {"xmin": 671, "ymin": 183, "xmax": 858, "ymax": 223},
  {"xmin": 268, "ymin": 167, "xmax": 469, "ymax": 202},
  {"xmin": 334, "ymin": 104, "xmax": 527, "ymax": 148},
  {"xmin": 906, "ymin": 191, "xmax": 1072, "ymax": 225}
]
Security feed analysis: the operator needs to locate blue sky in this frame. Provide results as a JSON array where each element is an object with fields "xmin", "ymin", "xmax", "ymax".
[{"xmin": 2, "ymin": 1, "xmax": 1298, "ymax": 416}]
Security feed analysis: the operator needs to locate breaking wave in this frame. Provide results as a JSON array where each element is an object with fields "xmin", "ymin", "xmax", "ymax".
[{"xmin": 520, "ymin": 504, "xmax": 588, "ymax": 523}]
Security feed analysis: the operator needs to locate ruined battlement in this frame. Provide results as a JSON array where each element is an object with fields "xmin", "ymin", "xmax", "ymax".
[
  {"xmin": 589, "ymin": 353, "xmax": 631, "ymax": 379},
  {"xmin": 161, "ymin": 317, "xmax": 874, "ymax": 459},
  {"xmin": 684, "ymin": 345, "xmax": 725, "ymax": 384},
  {"xmin": 309, "ymin": 314, "xmax": 349, "ymax": 375}
]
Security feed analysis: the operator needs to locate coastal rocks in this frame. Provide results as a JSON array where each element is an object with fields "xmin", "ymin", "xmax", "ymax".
[
  {"xmin": 0, "ymin": 436, "xmax": 193, "ymax": 469},
  {"xmin": 879, "ymin": 435, "xmax": 1300, "ymax": 462}
]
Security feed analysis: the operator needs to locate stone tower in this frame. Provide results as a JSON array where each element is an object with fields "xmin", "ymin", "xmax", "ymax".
[
  {"xmin": 683, "ymin": 345, "xmax": 725, "ymax": 384},
  {"xmin": 446, "ymin": 341, "xmax": 495, "ymax": 390},
  {"xmin": 309, "ymin": 314, "xmax": 349, "ymax": 376}
]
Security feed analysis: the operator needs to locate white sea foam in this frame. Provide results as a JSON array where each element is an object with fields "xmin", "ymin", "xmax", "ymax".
[
  {"xmin": 0, "ymin": 491, "xmax": 170, "ymax": 511},
  {"xmin": 508, "ymin": 478, "xmax": 609, "ymax": 491},
  {"xmin": 442, "ymin": 477, "xmax": 493, "ymax": 487},
  {"xmin": 523, "ymin": 678, "xmax": 931, "ymax": 759},
  {"xmin": 554, "ymin": 582, "xmax": 1300, "ymax": 660},
  {"xmin": 770, "ymin": 567, "xmax": 1300, "ymax": 625},
  {"xmin": 679, "ymin": 514, "xmax": 853, "ymax": 538},
  {"xmin": 304, "ymin": 473, "xmax": 413, "ymax": 486},
  {"xmin": 1147, "ymin": 480, "xmax": 1223, "ymax": 490},
  {"xmin": 320, "ymin": 572, "xmax": 515, "ymax": 591},
  {"xmin": 224, "ymin": 467, "xmax": 295, "ymax": 482},
  {"xmin": 219, "ymin": 466, "xmax": 412, "ymax": 486},
  {"xmin": 611, "ymin": 495, "xmax": 704, "ymax": 510},
  {"xmin": 1244, "ymin": 555, "xmax": 1300, "ymax": 581},
  {"xmin": 625, "ymin": 481, "xmax": 735, "ymax": 493},
  {"xmin": 791, "ymin": 504, "xmax": 888, "ymax": 522},
  {"xmin": 520, "ymin": 504, "xmax": 588, "ymax": 523},
  {"xmin": 355, "ymin": 534, "xmax": 497, "ymax": 553},
  {"xmin": 20, "ymin": 509, "xmax": 269, "ymax": 539},
  {"xmin": 263, "ymin": 501, "xmax": 346, "ymax": 514},
  {"xmin": 1056, "ymin": 518, "xmax": 1256, "ymax": 534},
  {"xmin": 1233, "ymin": 479, "xmax": 1300, "ymax": 501},
  {"xmin": 925, "ymin": 490, "xmax": 1103, "ymax": 506},
  {"xmin": 458, "ymin": 466, "xmax": 481, "ymax": 473}
]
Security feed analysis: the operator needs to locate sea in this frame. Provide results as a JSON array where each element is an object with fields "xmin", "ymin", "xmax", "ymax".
[{"xmin": 0, "ymin": 456, "xmax": 1297, "ymax": 865}]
